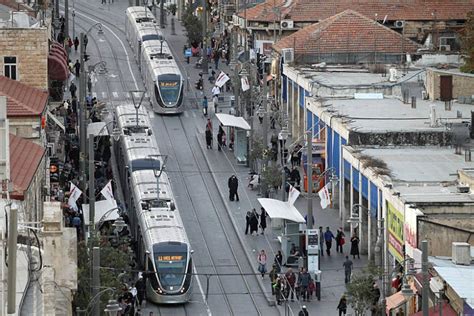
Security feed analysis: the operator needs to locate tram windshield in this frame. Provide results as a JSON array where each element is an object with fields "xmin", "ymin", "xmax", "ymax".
[
  {"xmin": 157, "ymin": 74, "xmax": 180, "ymax": 105},
  {"xmin": 141, "ymin": 34, "xmax": 163, "ymax": 42},
  {"xmin": 155, "ymin": 252, "xmax": 187, "ymax": 287}
]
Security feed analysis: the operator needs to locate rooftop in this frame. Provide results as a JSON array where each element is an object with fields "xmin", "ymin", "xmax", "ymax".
[
  {"xmin": 239, "ymin": 0, "xmax": 474, "ymax": 23},
  {"xmin": 0, "ymin": 76, "xmax": 48, "ymax": 116},
  {"xmin": 273, "ymin": 10, "xmax": 420, "ymax": 54},
  {"xmin": 9, "ymin": 133, "xmax": 46, "ymax": 199},
  {"xmin": 311, "ymin": 97, "xmax": 473, "ymax": 133},
  {"xmin": 346, "ymin": 146, "xmax": 474, "ymax": 204}
]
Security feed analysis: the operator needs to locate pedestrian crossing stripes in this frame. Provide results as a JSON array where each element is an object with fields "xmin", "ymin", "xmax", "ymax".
[{"xmin": 87, "ymin": 91, "xmax": 149, "ymax": 100}]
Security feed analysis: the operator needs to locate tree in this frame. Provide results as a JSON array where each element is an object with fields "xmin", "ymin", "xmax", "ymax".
[
  {"xmin": 249, "ymin": 137, "xmax": 265, "ymax": 172},
  {"xmin": 75, "ymin": 236, "xmax": 133, "ymax": 312},
  {"xmin": 461, "ymin": 11, "xmax": 474, "ymax": 73},
  {"xmin": 182, "ymin": 5, "xmax": 203, "ymax": 47},
  {"xmin": 346, "ymin": 264, "xmax": 383, "ymax": 316},
  {"xmin": 261, "ymin": 163, "xmax": 282, "ymax": 196}
]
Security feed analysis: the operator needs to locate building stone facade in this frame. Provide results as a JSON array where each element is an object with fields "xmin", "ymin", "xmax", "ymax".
[
  {"xmin": 0, "ymin": 28, "xmax": 49, "ymax": 90},
  {"xmin": 426, "ymin": 68, "xmax": 474, "ymax": 101}
]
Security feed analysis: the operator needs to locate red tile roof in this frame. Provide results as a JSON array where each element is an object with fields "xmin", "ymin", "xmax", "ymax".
[
  {"xmin": 0, "ymin": 76, "xmax": 48, "ymax": 117},
  {"xmin": 273, "ymin": 9, "xmax": 421, "ymax": 54},
  {"xmin": 9, "ymin": 134, "xmax": 46, "ymax": 200},
  {"xmin": 240, "ymin": 0, "xmax": 474, "ymax": 22}
]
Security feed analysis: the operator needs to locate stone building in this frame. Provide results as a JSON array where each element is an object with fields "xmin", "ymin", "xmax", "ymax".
[
  {"xmin": 0, "ymin": 27, "xmax": 49, "ymax": 90},
  {"xmin": 425, "ymin": 68, "xmax": 474, "ymax": 102}
]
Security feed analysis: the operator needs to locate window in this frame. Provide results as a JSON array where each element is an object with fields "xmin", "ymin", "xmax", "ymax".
[{"xmin": 4, "ymin": 56, "xmax": 17, "ymax": 80}]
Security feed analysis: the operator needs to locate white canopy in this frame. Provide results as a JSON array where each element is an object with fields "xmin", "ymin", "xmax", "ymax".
[
  {"xmin": 216, "ymin": 113, "xmax": 251, "ymax": 130},
  {"xmin": 257, "ymin": 198, "xmax": 306, "ymax": 223},
  {"xmin": 82, "ymin": 199, "xmax": 120, "ymax": 226},
  {"xmin": 87, "ymin": 122, "xmax": 109, "ymax": 137}
]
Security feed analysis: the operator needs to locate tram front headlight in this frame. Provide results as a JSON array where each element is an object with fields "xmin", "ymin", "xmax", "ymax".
[
  {"xmin": 180, "ymin": 287, "xmax": 185, "ymax": 293},
  {"xmin": 156, "ymin": 288, "xmax": 163, "ymax": 294}
]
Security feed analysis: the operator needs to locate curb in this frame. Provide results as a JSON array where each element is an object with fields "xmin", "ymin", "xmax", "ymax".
[{"xmin": 195, "ymin": 134, "xmax": 278, "ymax": 308}]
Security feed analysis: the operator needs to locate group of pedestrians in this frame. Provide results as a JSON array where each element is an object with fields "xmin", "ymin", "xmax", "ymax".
[
  {"xmin": 269, "ymin": 266, "xmax": 317, "ymax": 305},
  {"xmin": 245, "ymin": 207, "xmax": 266, "ymax": 235},
  {"xmin": 321, "ymin": 226, "xmax": 360, "ymax": 258}
]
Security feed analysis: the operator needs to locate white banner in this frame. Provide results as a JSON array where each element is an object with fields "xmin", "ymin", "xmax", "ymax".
[
  {"xmin": 318, "ymin": 183, "xmax": 330, "ymax": 209},
  {"xmin": 214, "ymin": 71, "xmax": 230, "ymax": 88},
  {"xmin": 288, "ymin": 185, "xmax": 300, "ymax": 206},
  {"xmin": 241, "ymin": 76, "xmax": 250, "ymax": 91},
  {"xmin": 68, "ymin": 182, "xmax": 82, "ymax": 211},
  {"xmin": 100, "ymin": 180, "xmax": 114, "ymax": 201}
]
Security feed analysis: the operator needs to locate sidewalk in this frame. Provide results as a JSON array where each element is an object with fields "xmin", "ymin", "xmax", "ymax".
[{"xmin": 196, "ymin": 131, "xmax": 368, "ymax": 315}]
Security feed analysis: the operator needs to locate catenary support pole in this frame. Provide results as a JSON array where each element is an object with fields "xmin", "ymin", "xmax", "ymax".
[
  {"xmin": 262, "ymin": 74, "xmax": 268, "ymax": 147},
  {"xmin": 160, "ymin": 0, "xmax": 165, "ymax": 28},
  {"xmin": 91, "ymin": 247, "xmax": 100, "ymax": 316},
  {"xmin": 306, "ymin": 131, "xmax": 313, "ymax": 228},
  {"xmin": 202, "ymin": 0, "xmax": 208, "ymax": 74},
  {"xmin": 6, "ymin": 204, "xmax": 17, "ymax": 315},
  {"xmin": 281, "ymin": 168, "xmax": 286, "ymax": 201},
  {"xmin": 88, "ymin": 134, "xmax": 95, "ymax": 242},
  {"xmin": 65, "ymin": 0, "xmax": 69, "ymax": 38},
  {"xmin": 79, "ymin": 32, "xmax": 87, "ymax": 201},
  {"xmin": 422, "ymin": 240, "xmax": 429, "ymax": 316}
]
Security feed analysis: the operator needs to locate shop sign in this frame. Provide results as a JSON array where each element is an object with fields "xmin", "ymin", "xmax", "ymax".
[{"xmin": 387, "ymin": 202, "xmax": 404, "ymax": 262}]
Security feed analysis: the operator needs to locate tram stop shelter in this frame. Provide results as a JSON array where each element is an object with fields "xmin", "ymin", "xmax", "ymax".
[
  {"xmin": 257, "ymin": 198, "xmax": 306, "ymax": 266},
  {"xmin": 216, "ymin": 113, "xmax": 251, "ymax": 164}
]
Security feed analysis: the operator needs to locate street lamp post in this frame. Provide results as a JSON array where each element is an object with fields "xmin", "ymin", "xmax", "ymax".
[
  {"xmin": 202, "ymin": 0, "xmax": 208, "ymax": 74},
  {"xmin": 72, "ymin": 9, "xmax": 75, "ymax": 39},
  {"xmin": 279, "ymin": 125, "xmax": 289, "ymax": 201},
  {"xmin": 306, "ymin": 131, "xmax": 313, "ymax": 229}
]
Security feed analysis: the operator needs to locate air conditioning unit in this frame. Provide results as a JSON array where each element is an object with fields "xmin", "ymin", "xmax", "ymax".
[
  {"xmin": 452, "ymin": 242, "xmax": 471, "ymax": 265},
  {"xmin": 280, "ymin": 20, "xmax": 294, "ymax": 29},
  {"xmin": 281, "ymin": 48, "xmax": 294, "ymax": 64},
  {"xmin": 394, "ymin": 20, "xmax": 405, "ymax": 28},
  {"xmin": 439, "ymin": 45, "xmax": 451, "ymax": 51}
]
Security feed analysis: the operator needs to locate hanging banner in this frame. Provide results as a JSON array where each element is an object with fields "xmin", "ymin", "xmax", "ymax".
[
  {"xmin": 215, "ymin": 71, "xmax": 230, "ymax": 88},
  {"xmin": 288, "ymin": 185, "xmax": 300, "ymax": 205},
  {"xmin": 387, "ymin": 202, "xmax": 404, "ymax": 262},
  {"xmin": 241, "ymin": 76, "xmax": 250, "ymax": 91},
  {"xmin": 318, "ymin": 183, "xmax": 330, "ymax": 209}
]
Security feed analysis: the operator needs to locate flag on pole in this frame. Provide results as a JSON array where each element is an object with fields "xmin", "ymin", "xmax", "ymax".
[
  {"xmin": 215, "ymin": 71, "xmax": 230, "ymax": 88},
  {"xmin": 100, "ymin": 180, "xmax": 114, "ymax": 201},
  {"xmin": 288, "ymin": 185, "xmax": 300, "ymax": 205},
  {"xmin": 318, "ymin": 183, "xmax": 331, "ymax": 209},
  {"xmin": 68, "ymin": 182, "xmax": 82, "ymax": 211},
  {"xmin": 241, "ymin": 76, "xmax": 250, "ymax": 91}
]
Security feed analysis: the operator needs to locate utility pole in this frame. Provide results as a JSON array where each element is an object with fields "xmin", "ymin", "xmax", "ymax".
[
  {"xmin": 281, "ymin": 168, "xmax": 286, "ymax": 201},
  {"xmin": 422, "ymin": 240, "xmax": 429, "ymax": 316},
  {"xmin": 262, "ymin": 74, "xmax": 268, "ymax": 147},
  {"xmin": 55, "ymin": 0, "xmax": 59, "ymax": 20},
  {"xmin": 6, "ymin": 204, "xmax": 17, "ymax": 315},
  {"xmin": 202, "ymin": 0, "xmax": 208, "ymax": 74},
  {"xmin": 160, "ymin": 0, "xmax": 165, "ymax": 28},
  {"xmin": 65, "ymin": 0, "xmax": 69, "ymax": 38},
  {"xmin": 79, "ymin": 33, "xmax": 87, "ymax": 203},
  {"xmin": 88, "ymin": 134, "xmax": 95, "ymax": 242},
  {"xmin": 91, "ymin": 247, "xmax": 100, "ymax": 316},
  {"xmin": 306, "ymin": 131, "xmax": 313, "ymax": 228}
]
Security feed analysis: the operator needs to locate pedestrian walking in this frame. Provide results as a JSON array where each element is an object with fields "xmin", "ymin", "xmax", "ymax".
[
  {"xmin": 290, "ymin": 167, "xmax": 301, "ymax": 190},
  {"xmin": 245, "ymin": 211, "xmax": 251, "ymax": 235},
  {"xmin": 74, "ymin": 60, "xmax": 81, "ymax": 77},
  {"xmin": 285, "ymin": 268, "xmax": 296, "ymax": 301},
  {"xmin": 298, "ymin": 305, "xmax": 309, "ymax": 316},
  {"xmin": 228, "ymin": 174, "xmax": 239, "ymax": 201},
  {"xmin": 217, "ymin": 124, "xmax": 225, "ymax": 151},
  {"xmin": 297, "ymin": 268, "xmax": 311, "ymax": 301},
  {"xmin": 324, "ymin": 227, "xmax": 335, "ymax": 256},
  {"xmin": 350, "ymin": 234, "xmax": 360, "ymax": 259},
  {"xmin": 274, "ymin": 250, "xmax": 283, "ymax": 272},
  {"xmin": 259, "ymin": 207, "xmax": 267, "ymax": 235},
  {"xmin": 269, "ymin": 264, "xmax": 278, "ymax": 295},
  {"xmin": 214, "ymin": 52, "xmax": 220, "ymax": 69},
  {"xmin": 87, "ymin": 75, "xmax": 92, "ymax": 94},
  {"xmin": 202, "ymin": 96, "xmax": 208, "ymax": 116},
  {"xmin": 336, "ymin": 227, "xmax": 345, "ymax": 253},
  {"xmin": 69, "ymin": 82, "xmax": 77, "ymax": 99},
  {"xmin": 73, "ymin": 36, "xmax": 79, "ymax": 52},
  {"xmin": 257, "ymin": 249, "xmax": 267, "ymax": 278},
  {"xmin": 337, "ymin": 294, "xmax": 348, "ymax": 316},
  {"xmin": 249, "ymin": 208, "xmax": 259, "ymax": 235},
  {"xmin": 258, "ymin": 105, "xmax": 264, "ymax": 124},
  {"xmin": 135, "ymin": 274, "xmax": 146, "ymax": 310},
  {"xmin": 205, "ymin": 124, "xmax": 212, "ymax": 149},
  {"xmin": 274, "ymin": 277, "xmax": 283, "ymax": 305},
  {"xmin": 83, "ymin": 34, "xmax": 88, "ymax": 51},
  {"xmin": 343, "ymin": 256, "xmax": 353, "ymax": 284}
]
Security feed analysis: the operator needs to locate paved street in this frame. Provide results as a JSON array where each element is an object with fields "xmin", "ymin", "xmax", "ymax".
[{"xmin": 62, "ymin": 1, "xmax": 368, "ymax": 315}]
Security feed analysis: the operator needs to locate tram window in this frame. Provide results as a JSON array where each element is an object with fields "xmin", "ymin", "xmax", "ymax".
[{"xmin": 4, "ymin": 56, "xmax": 17, "ymax": 80}]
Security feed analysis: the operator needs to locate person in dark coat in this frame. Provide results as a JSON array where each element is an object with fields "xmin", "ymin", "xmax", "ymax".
[
  {"xmin": 274, "ymin": 250, "xmax": 283, "ymax": 272},
  {"xmin": 245, "ymin": 211, "xmax": 251, "ymax": 234},
  {"xmin": 336, "ymin": 228, "xmax": 345, "ymax": 253},
  {"xmin": 290, "ymin": 167, "xmax": 301, "ymax": 189},
  {"xmin": 217, "ymin": 124, "xmax": 225, "ymax": 151},
  {"xmin": 337, "ymin": 294, "xmax": 348, "ymax": 316},
  {"xmin": 83, "ymin": 34, "xmax": 88, "ymax": 50},
  {"xmin": 205, "ymin": 123, "xmax": 212, "ymax": 149},
  {"xmin": 249, "ymin": 208, "xmax": 259, "ymax": 235},
  {"xmin": 259, "ymin": 207, "xmax": 267, "ymax": 234},
  {"xmin": 350, "ymin": 234, "xmax": 360, "ymax": 259},
  {"xmin": 135, "ymin": 274, "xmax": 146, "ymax": 310},
  {"xmin": 74, "ymin": 60, "xmax": 81, "ymax": 77},
  {"xmin": 69, "ymin": 82, "xmax": 77, "ymax": 99},
  {"xmin": 228, "ymin": 175, "xmax": 239, "ymax": 201},
  {"xmin": 73, "ymin": 36, "xmax": 79, "ymax": 52}
]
